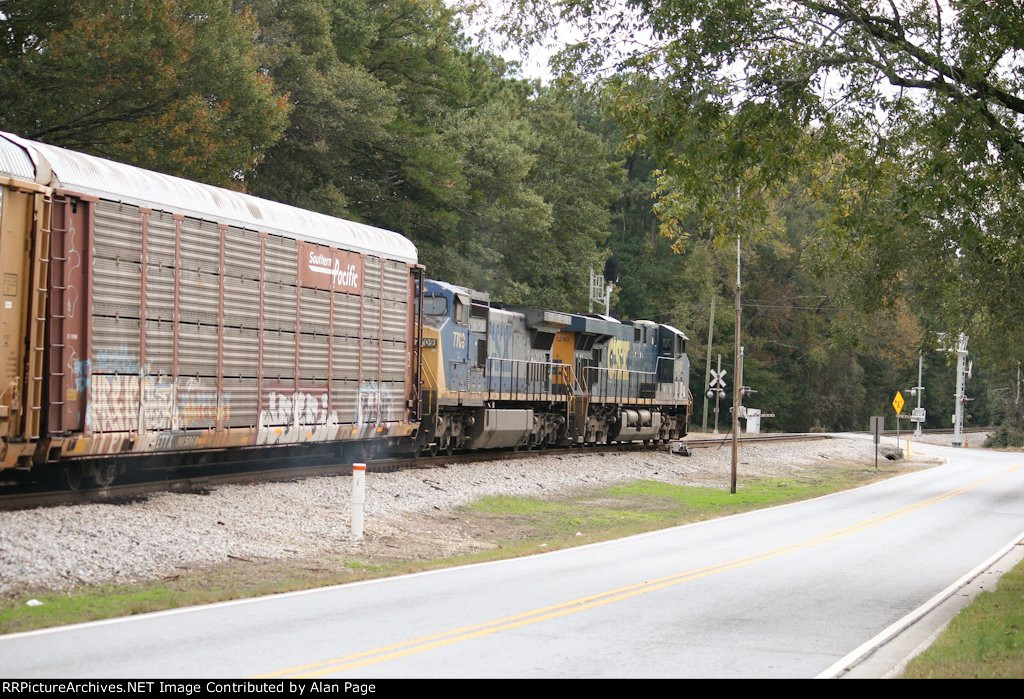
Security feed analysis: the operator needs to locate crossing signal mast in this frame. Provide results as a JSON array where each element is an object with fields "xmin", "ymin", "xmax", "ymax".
[
  {"xmin": 589, "ymin": 259, "xmax": 618, "ymax": 315},
  {"xmin": 939, "ymin": 333, "xmax": 972, "ymax": 447},
  {"xmin": 706, "ymin": 357, "xmax": 726, "ymax": 434}
]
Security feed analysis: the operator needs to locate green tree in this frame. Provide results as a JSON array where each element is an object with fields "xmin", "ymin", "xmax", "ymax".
[
  {"xmin": 500, "ymin": 1, "xmax": 1024, "ymax": 355},
  {"xmin": 242, "ymin": 0, "xmax": 400, "ymax": 214},
  {"xmin": 0, "ymin": 0, "xmax": 289, "ymax": 185},
  {"xmin": 243, "ymin": 1, "xmax": 623, "ymax": 312},
  {"xmin": 498, "ymin": 86, "xmax": 623, "ymax": 310}
]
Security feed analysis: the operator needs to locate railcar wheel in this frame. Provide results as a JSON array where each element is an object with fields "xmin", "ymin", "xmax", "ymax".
[
  {"xmin": 58, "ymin": 463, "xmax": 85, "ymax": 491},
  {"xmin": 428, "ymin": 441, "xmax": 440, "ymax": 458},
  {"xmin": 443, "ymin": 436, "xmax": 455, "ymax": 457},
  {"xmin": 89, "ymin": 463, "xmax": 117, "ymax": 488}
]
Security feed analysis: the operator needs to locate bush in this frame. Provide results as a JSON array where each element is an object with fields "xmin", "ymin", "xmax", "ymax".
[{"xmin": 983, "ymin": 425, "xmax": 1024, "ymax": 448}]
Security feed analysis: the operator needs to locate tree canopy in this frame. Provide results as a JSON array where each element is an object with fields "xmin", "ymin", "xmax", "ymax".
[
  {"xmin": 0, "ymin": 0, "xmax": 1008, "ymax": 430},
  {"xmin": 501, "ymin": 0, "xmax": 1024, "ymax": 364},
  {"xmin": 0, "ymin": 0, "xmax": 290, "ymax": 185}
]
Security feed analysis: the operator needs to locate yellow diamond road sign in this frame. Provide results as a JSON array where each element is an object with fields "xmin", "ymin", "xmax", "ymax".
[{"xmin": 892, "ymin": 391, "xmax": 905, "ymax": 414}]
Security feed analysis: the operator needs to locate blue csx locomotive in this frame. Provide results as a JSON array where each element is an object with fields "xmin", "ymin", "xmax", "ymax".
[{"xmin": 416, "ymin": 279, "xmax": 692, "ymax": 455}]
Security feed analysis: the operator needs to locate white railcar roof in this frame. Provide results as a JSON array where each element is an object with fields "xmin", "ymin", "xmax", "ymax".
[
  {"xmin": 0, "ymin": 133, "xmax": 417, "ymax": 264},
  {"xmin": 0, "ymin": 134, "xmax": 37, "ymax": 181}
]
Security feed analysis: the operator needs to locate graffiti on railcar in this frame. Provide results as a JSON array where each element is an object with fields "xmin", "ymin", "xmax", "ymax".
[
  {"xmin": 68, "ymin": 351, "xmax": 87, "ymax": 395},
  {"xmin": 257, "ymin": 386, "xmax": 340, "ymax": 445},
  {"xmin": 86, "ymin": 374, "xmax": 139, "ymax": 432},
  {"xmin": 141, "ymin": 378, "xmax": 176, "ymax": 430},
  {"xmin": 80, "ymin": 343, "xmax": 234, "ymax": 431},
  {"xmin": 177, "ymin": 377, "xmax": 229, "ymax": 427},
  {"xmin": 64, "ymin": 218, "xmax": 82, "ymax": 318},
  {"xmin": 71, "ymin": 345, "xmax": 145, "ymax": 394},
  {"xmin": 94, "ymin": 347, "xmax": 143, "ymax": 374},
  {"xmin": 356, "ymin": 381, "xmax": 395, "ymax": 426}
]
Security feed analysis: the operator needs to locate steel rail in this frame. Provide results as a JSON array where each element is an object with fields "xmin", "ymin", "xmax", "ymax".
[{"xmin": 0, "ymin": 433, "xmax": 831, "ymax": 512}]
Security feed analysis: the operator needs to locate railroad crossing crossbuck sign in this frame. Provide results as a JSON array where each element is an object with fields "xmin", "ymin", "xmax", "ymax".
[
  {"xmin": 892, "ymin": 390, "xmax": 905, "ymax": 414},
  {"xmin": 710, "ymin": 369, "xmax": 727, "ymax": 389}
]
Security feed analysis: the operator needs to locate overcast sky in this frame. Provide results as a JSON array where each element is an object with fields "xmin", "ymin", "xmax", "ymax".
[{"xmin": 457, "ymin": 1, "xmax": 575, "ymax": 82}]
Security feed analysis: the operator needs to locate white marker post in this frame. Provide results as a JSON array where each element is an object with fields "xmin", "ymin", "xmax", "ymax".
[{"xmin": 352, "ymin": 463, "xmax": 366, "ymax": 539}]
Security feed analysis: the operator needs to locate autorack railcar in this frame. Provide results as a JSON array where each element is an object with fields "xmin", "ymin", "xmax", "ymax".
[{"xmin": 0, "ymin": 132, "xmax": 422, "ymax": 488}]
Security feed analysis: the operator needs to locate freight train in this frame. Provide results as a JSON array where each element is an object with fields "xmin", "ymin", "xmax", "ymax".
[{"xmin": 0, "ymin": 132, "xmax": 691, "ymax": 489}]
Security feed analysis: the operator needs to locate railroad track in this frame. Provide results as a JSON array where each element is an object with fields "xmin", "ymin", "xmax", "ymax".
[
  {"xmin": 0, "ymin": 432, "xmax": 831, "ymax": 512},
  {"xmin": 874, "ymin": 426, "xmax": 991, "ymax": 436}
]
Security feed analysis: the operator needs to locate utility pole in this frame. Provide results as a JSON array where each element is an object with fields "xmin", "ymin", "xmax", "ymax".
[
  {"xmin": 912, "ymin": 351, "xmax": 925, "ymax": 438},
  {"xmin": 713, "ymin": 354, "xmax": 722, "ymax": 434},
  {"xmin": 702, "ymin": 297, "xmax": 715, "ymax": 433},
  {"xmin": 952, "ymin": 333, "xmax": 970, "ymax": 448},
  {"xmin": 731, "ymin": 236, "xmax": 741, "ymax": 495}
]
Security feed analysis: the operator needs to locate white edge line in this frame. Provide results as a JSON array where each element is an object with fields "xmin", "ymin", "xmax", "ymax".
[
  {"xmin": 815, "ymin": 526, "xmax": 1024, "ymax": 679},
  {"xmin": 0, "ymin": 437, "xmax": 951, "ymax": 642}
]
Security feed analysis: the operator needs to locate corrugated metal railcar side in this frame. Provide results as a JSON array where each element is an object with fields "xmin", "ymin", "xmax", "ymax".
[{"xmin": 0, "ymin": 132, "xmax": 422, "ymax": 475}]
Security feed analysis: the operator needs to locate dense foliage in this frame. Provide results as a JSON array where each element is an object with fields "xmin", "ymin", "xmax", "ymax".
[
  {"xmin": 0, "ymin": 0, "xmax": 289, "ymax": 185},
  {"xmin": 0, "ymin": 0, "xmax": 1010, "ymax": 431}
]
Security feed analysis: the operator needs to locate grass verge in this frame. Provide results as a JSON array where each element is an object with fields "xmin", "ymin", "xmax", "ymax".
[
  {"xmin": 902, "ymin": 557, "xmax": 1024, "ymax": 678},
  {"xmin": 0, "ymin": 459, "xmax": 908, "ymax": 635}
]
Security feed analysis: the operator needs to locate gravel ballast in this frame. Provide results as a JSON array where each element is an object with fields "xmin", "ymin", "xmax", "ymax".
[{"xmin": 0, "ymin": 437, "xmax": 895, "ymax": 595}]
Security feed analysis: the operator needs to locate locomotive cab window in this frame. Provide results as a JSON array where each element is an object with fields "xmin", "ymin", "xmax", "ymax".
[
  {"xmin": 422, "ymin": 294, "xmax": 448, "ymax": 316},
  {"xmin": 659, "ymin": 333, "xmax": 673, "ymax": 355},
  {"xmin": 454, "ymin": 294, "xmax": 470, "ymax": 325}
]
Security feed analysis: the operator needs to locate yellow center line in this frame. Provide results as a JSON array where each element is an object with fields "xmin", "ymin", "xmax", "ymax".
[{"xmin": 258, "ymin": 464, "xmax": 1020, "ymax": 678}]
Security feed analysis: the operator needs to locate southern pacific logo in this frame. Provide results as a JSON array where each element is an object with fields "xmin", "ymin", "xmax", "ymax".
[
  {"xmin": 308, "ymin": 250, "xmax": 360, "ymax": 288},
  {"xmin": 298, "ymin": 242, "xmax": 363, "ymax": 293}
]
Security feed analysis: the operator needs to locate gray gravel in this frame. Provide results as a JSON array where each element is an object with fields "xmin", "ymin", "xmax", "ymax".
[
  {"xmin": 908, "ymin": 431, "xmax": 990, "ymax": 448},
  {"xmin": 0, "ymin": 437, "xmax": 886, "ymax": 596}
]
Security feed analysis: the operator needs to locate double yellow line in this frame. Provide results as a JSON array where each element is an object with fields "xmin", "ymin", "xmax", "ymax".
[{"xmin": 259, "ymin": 464, "xmax": 1020, "ymax": 678}]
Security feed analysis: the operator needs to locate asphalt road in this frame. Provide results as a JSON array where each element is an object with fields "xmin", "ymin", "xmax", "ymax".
[{"xmin": 3, "ymin": 437, "xmax": 1023, "ymax": 678}]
